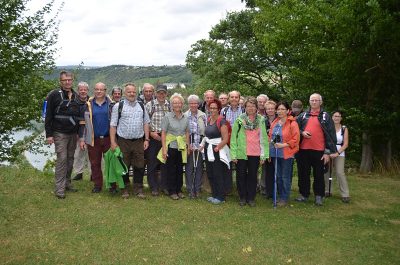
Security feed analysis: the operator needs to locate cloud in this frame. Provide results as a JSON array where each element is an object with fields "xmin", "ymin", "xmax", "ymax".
[{"xmin": 30, "ymin": 0, "xmax": 245, "ymax": 66}]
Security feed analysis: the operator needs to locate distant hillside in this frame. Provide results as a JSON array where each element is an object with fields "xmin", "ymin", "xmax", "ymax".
[{"xmin": 48, "ymin": 65, "xmax": 193, "ymax": 91}]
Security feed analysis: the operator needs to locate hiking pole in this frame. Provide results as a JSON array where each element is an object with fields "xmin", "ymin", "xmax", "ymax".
[
  {"xmin": 273, "ymin": 147, "xmax": 278, "ymax": 209},
  {"xmin": 328, "ymin": 158, "xmax": 333, "ymax": 197},
  {"xmin": 192, "ymin": 148, "xmax": 200, "ymax": 198}
]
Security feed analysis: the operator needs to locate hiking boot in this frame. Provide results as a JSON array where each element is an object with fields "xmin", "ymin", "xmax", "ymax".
[
  {"xmin": 72, "ymin": 173, "xmax": 83, "ymax": 181},
  {"xmin": 177, "ymin": 192, "xmax": 185, "ymax": 199},
  {"xmin": 56, "ymin": 194, "xmax": 65, "ymax": 199},
  {"xmin": 170, "ymin": 194, "xmax": 179, "ymax": 200},
  {"xmin": 121, "ymin": 189, "xmax": 129, "ymax": 199},
  {"xmin": 315, "ymin": 196, "xmax": 323, "ymax": 206},
  {"xmin": 66, "ymin": 186, "xmax": 78, "ymax": 192},
  {"xmin": 239, "ymin": 200, "xmax": 247, "ymax": 207},
  {"xmin": 109, "ymin": 188, "xmax": 118, "ymax": 195},
  {"xmin": 133, "ymin": 183, "xmax": 146, "ymax": 199},
  {"xmin": 295, "ymin": 195, "xmax": 308, "ymax": 202},
  {"xmin": 92, "ymin": 187, "xmax": 101, "ymax": 193},
  {"xmin": 151, "ymin": 190, "xmax": 159, "ymax": 196},
  {"xmin": 342, "ymin": 197, "xmax": 350, "ymax": 203}
]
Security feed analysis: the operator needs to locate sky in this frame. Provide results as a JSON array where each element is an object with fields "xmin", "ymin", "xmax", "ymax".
[{"xmin": 28, "ymin": 0, "xmax": 246, "ymax": 67}]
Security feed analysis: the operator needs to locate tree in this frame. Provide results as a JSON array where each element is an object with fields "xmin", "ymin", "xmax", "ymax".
[
  {"xmin": 253, "ymin": 0, "xmax": 400, "ymax": 171},
  {"xmin": 186, "ymin": 10, "xmax": 286, "ymax": 99},
  {"xmin": 0, "ymin": 0, "xmax": 61, "ymax": 161}
]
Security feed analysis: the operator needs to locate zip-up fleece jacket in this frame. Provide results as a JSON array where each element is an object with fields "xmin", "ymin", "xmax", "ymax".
[
  {"xmin": 84, "ymin": 96, "xmax": 114, "ymax": 146},
  {"xmin": 296, "ymin": 108, "xmax": 337, "ymax": 154},
  {"xmin": 269, "ymin": 116, "xmax": 300, "ymax": 159},
  {"xmin": 230, "ymin": 113, "xmax": 269, "ymax": 161}
]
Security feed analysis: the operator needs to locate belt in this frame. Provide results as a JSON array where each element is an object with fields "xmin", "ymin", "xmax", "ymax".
[
  {"xmin": 118, "ymin": 135, "xmax": 143, "ymax": 142},
  {"xmin": 95, "ymin": 135, "xmax": 109, "ymax": 139}
]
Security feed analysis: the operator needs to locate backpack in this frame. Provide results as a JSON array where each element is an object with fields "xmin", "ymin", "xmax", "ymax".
[
  {"xmin": 338, "ymin": 125, "xmax": 346, "ymax": 146},
  {"xmin": 117, "ymin": 100, "xmax": 145, "ymax": 126},
  {"xmin": 208, "ymin": 115, "xmax": 232, "ymax": 146}
]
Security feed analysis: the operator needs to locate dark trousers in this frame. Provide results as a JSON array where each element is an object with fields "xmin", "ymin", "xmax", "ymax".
[
  {"xmin": 225, "ymin": 163, "xmax": 233, "ymax": 194},
  {"xmin": 236, "ymin": 156, "xmax": 260, "ymax": 202},
  {"xmin": 165, "ymin": 147, "xmax": 184, "ymax": 195},
  {"xmin": 117, "ymin": 137, "xmax": 145, "ymax": 186},
  {"xmin": 297, "ymin": 149, "xmax": 325, "ymax": 197},
  {"xmin": 263, "ymin": 159, "xmax": 275, "ymax": 199},
  {"xmin": 205, "ymin": 145, "xmax": 227, "ymax": 201},
  {"xmin": 146, "ymin": 138, "xmax": 166, "ymax": 191},
  {"xmin": 87, "ymin": 137, "xmax": 111, "ymax": 189}
]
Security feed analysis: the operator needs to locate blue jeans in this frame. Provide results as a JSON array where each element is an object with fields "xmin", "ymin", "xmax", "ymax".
[{"xmin": 273, "ymin": 157, "xmax": 294, "ymax": 201}]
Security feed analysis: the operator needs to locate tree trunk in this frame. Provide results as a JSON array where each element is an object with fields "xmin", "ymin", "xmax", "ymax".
[
  {"xmin": 384, "ymin": 139, "xmax": 392, "ymax": 169},
  {"xmin": 360, "ymin": 132, "xmax": 373, "ymax": 173}
]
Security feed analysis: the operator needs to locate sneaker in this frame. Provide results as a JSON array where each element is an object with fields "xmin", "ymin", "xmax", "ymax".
[
  {"xmin": 248, "ymin": 201, "xmax": 256, "ymax": 207},
  {"xmin": 342, "ymin": 197, "xmax": 350, "ymax": 203},
  {"xmin": 207, "ymin": 196, "xmax": 215, "ymax": 202},
  {"xmin": 211, "ymin": 198, "xmax": 225, "ymax": 205},
  {"xmin": 315, "ymin": 195, "xmax": 323, "ymax": 206},
  {"xmin": 239, "ymin": 200, "xmax": 247, "ymax": 207},
  {"xmin": 295, "ymin": 195, "xmax": 308, "ymax": 202},
  {"xmin": 121, "ymin": 189, "xmax": 129, "ymax": 199},
  {"xmin": 177, "ymin": 192, "xmax": 185, "ymax": 199},
  {"xmin": 151, "ymin": 191, "xmax": 159, "ymax": 196},
  {"xmin": 277, "ymin": 200, "xmax": 288, "ymax": 207},
  {"xmin": 72, "ymin": 173, "xmax": 83, "ymax": 181}
]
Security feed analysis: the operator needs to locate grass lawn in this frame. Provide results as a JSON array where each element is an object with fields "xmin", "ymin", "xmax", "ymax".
[{"xmin": 0, "ymin": 165, "xmax": 399, "ymax": 265}]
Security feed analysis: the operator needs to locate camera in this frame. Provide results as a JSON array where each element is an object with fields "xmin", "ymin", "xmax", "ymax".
[{"xmin": 272, "ymin": 134, "xmax": 281, "ymax": 144}]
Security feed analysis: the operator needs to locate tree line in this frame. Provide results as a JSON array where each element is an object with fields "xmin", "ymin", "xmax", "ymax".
[{"xmin": 186, "ymin": 0, "xmax": 400, "ymax": 173}]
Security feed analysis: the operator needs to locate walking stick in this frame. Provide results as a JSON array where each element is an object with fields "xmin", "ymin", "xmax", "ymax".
[
  {"xmin": 273, "ymin": 148, "xmax": 278, "ymax": 209},
  {"xmin": 192, "ymin": 149, "xmax": 200, "ymax": 197},
  {"xmin": 328, "ymin": 158, "xmax": 333, "ymax": 197}
]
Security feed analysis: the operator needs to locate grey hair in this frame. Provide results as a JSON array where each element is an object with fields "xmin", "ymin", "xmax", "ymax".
[
  {"xmin": 257, "ymin": 94, "xmax": 269, "ymax": 101},
  {"xmin": 111, "ymin": 86, "xmax": 122, "ymax": 94},
  {"xmin": 77, "ymin": 81, "xmax": 89, "ymax": 88},
  {"xmin": 142, "ymin": 83, "xmax": 154, "ymax": 91},
  {"xmin": 170, "ymin": 93, "xmax": 185, "ymax": 104},
  {"xmin": 310, "ymin": 93, "xmax": 323, "ymax": 102},
  {"xmin": 187, "ymin": 94, "xmax": 200, "ymax": 103}
]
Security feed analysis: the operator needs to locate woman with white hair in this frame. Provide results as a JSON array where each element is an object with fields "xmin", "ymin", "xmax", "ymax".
[
  {"xmin": 184, "ymin": 94, "xmax": 206, "ymax": 198},
  {"xmin": 158, "ymin": 93, "xmax": 189, "ymax": 200}
]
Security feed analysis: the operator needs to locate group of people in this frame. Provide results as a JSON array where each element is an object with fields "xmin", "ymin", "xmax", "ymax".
[{"xmin": 45, "ymin": 71, "xmax": 351, "ymax": 207}]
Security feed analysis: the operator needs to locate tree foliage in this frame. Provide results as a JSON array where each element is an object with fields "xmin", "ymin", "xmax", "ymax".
[
  {"xmin": 186, "ymin": 10, "xmax": 286, "ymax": 98},
  {"xmin": 253, "ymin": 0, "xmax": 400, "ymax": 170},
  {"xmin": 0, "ymin": 0, "xmax": 61, "ymax": 161},
  {"xmin": 187, "ymin": 0, "xmax": 400, "ymax": 170}
]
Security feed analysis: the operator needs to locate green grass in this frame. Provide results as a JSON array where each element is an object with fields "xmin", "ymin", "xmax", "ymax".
[{"xmin": 0, "ymin": 166, "xmax": 399, "ymax": 265}]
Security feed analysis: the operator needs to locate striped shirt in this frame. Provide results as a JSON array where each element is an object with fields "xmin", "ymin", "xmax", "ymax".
[{"xmin": 110, "ymin": 100, "xmax": 150, "ymax": 139}]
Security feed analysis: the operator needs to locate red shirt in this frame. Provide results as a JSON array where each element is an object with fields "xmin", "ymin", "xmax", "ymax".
[
  {"xmin": 246, "ymin": 128, "xmax": 261, "ymax": 156},
  {"xmin": 300, "ymin": 111, "xmax": 325, "ymax": 151}
]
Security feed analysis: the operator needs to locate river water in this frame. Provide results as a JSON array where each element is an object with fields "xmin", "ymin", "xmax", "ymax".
[{"xmin": 6, "ymin": 129, "xmax": 54, "ymax": 170}]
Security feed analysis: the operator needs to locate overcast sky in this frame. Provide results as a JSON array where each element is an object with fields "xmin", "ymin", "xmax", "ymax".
[{"xmin": 28, "ymin": 0, "xmax": 246, "ymax": 66}]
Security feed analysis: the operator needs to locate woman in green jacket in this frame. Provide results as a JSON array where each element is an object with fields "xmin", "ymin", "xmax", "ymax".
[{"xmin": 230, "ymin": 97, "xmax": 269, "ymax": 207}]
